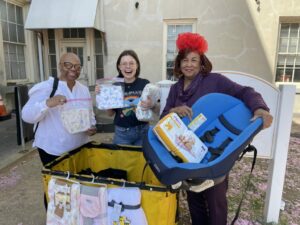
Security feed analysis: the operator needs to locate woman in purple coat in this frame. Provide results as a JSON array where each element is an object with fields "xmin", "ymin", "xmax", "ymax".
[{"xmin": 161, "ymin": 32, "xmax": 273, "ymax": 225}]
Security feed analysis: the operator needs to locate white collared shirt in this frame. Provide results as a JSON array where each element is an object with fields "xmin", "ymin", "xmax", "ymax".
[{"xmin": 22, "ymin": 77, "xmax": 96, "ymax": 156}]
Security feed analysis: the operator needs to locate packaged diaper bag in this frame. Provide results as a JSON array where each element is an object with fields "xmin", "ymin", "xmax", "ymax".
[{"xmin": 153, "ymin": 113, "xmax": 208, "ymax": 163}]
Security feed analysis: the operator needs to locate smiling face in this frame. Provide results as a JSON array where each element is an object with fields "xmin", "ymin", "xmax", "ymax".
[
  {"xmin": 180, "ymin": 51, "xmax": 201, "ymax": 80},
  {"xmin": 59, "ymin": 53, "xmax": 81, "ymax": 85},
  {"xmin": 118, "ymin": 55, "xmax": 138, "ymax": 83}
]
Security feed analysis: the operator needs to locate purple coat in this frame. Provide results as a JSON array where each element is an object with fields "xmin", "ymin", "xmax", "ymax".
[{"xmin": 161, "ymin": 73, "xmax": 269, "ymax": 118}]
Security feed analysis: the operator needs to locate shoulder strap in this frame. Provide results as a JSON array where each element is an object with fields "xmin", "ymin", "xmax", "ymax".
[
  {"xmin": 33, "ymin": 77, "xmax": 59, "ymax": 137},
  {"xmin": 230, "ymin": 144, "xmax": 257, "ymax": 225},
  {"xmin": 49, "ymin": 77, "xmax": 59, "ymax": 97}
]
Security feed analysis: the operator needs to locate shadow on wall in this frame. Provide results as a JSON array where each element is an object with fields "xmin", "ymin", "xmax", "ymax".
[{"xmin": 186, "ymin": 0, "xmax": 274, "ymax": 82}]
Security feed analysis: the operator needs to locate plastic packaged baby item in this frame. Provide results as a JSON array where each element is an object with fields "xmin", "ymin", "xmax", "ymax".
[
  {"xmin": 46, "ymin": 178, "xmax": 80, "ymax": 225},
  {"xmin": 60, "ymin": 98, "xmax": 93, "ymax": 134},
  {"xmin": 96, "ymin": 78, "xmax": 124, "ymax": 110},
  {"xmin": 136, "ymin": 83, "xmax": 160, "ymax": 121},
  {"xmin": 153, "ymin": 113, "xmax": 208, "ymax": 163}
]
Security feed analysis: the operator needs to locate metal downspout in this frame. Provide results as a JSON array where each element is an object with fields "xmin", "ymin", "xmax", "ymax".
[{"xmin": 37, "ymin": 32, "xmax": 44, "ymax": 82}]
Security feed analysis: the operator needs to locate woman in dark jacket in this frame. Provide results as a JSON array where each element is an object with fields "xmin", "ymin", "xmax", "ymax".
[{"xmin": 161, "ymin": 32, "xmax": 273, "ymax": 225}]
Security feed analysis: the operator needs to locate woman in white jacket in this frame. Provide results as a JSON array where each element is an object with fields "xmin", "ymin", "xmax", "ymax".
[{"xmin": 22, "ymin": 52, "xmax": 97, "ymax": 166}]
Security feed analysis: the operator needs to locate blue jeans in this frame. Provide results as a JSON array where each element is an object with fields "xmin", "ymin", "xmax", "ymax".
[{"xmin": 113, "ymin": 124, "xmax": 149, "ymax": 146}]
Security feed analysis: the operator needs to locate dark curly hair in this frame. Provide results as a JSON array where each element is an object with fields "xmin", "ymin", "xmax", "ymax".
[{"xmin": 173, "ymin": 49, "xmax": 212, "ymax": 78}]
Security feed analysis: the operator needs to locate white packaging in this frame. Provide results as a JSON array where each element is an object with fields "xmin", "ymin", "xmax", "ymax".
[
  {"xmin": 96, "ymin": 78, "xmax": 124, "ymax": 110},
  {"xmin": 136, "ymin": 83, "xmax": 160, "ymax": 121},
  {"xmin": 153, "ymin": 113, "xmax": 208, "ymax": 163},
  {"xmin": 60, "ymin": 98, "xmax": 92, "ymax": 134}
]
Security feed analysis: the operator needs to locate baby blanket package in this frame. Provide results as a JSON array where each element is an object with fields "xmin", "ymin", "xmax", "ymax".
[
  {"xmin": 136, "ymin": 83, "xmax": 160, "ymax": 121},
  {"xmin": 60, "ymin": 98, "xmax": 92, "ymax": 134},
  {"xmin": 96, "ymin": 78, "xmax": 124, "ymax": 110},
  {"xmin": 153, "ymin": 113, "xmax": 208, "ymax": 163}
]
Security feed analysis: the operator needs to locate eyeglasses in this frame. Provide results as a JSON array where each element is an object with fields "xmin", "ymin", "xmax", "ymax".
[
  {"xmin": 120, "ymin": 62, "xmax": 137, "ymax": 67},
  {"xmin": 63, "ymin": 62, "xmax": 81, "ymax": 70}
]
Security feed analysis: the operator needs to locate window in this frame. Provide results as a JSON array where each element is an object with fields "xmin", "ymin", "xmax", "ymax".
[
  {"xmin": 63, "ymin": 28, "xmax": 85, "ymax": 39},
  {"xmin": 0, "ymin": 0, "xmax": 26, "ymax": 80},
  {"xmin": 66, "ymin": 47, "xmax": 84, "ymax": 67},
  {"xmin": 165, "ymin": 22, "xmax": 194, "ymax": 80},
  {"xmin": 276, "ymin": 23, "xmax": 300, "ymax": 83},
  {"xmin": 94, "ymin": 30, "xmax": 104, "ymax": 79},
  {"xmin": 48, "ymin": 29, "xmax": 57, "ymax": 77}
]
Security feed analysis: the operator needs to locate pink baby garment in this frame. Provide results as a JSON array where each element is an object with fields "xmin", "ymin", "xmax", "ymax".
[{"xmin": 79, "ymin": 185, "xmax": 107, "ymax": 225}]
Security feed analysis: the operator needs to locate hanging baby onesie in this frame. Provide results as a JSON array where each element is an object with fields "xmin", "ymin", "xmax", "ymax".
[
  {"xmin": 46, "ymin": 178, "xmax": 80, "ymax": 225},
  {"xmin": 107, "ymin": 187, "xmax": 148, "ymax": 225},
  {"xmin": 79, "ymin": 185, "xmax": 107, "ymax": 225}
]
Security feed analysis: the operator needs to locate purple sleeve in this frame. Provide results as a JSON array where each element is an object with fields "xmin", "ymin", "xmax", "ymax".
[
  {"xmin": 160, "ymin": 83, "xmax": 177, "ymax": 118},
  {"xmin": 217, "ymin": 75, "xmax": 270, "ymax": 113}
]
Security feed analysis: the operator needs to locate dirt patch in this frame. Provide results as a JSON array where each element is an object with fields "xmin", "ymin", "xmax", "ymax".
[{"xmin": 0, "ymin": 150, "xmax": 45, "ymax": 225}]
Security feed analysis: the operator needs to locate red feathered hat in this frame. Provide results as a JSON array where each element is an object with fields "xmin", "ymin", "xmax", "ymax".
[{"xmin": 176, "ymin": 32, "xmax": 208, "ymax": 54}]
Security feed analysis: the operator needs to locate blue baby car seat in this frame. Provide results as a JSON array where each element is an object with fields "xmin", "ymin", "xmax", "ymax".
[{"xmin": 143, "ymin": 93, "xmax": 263, "ymax": 192}]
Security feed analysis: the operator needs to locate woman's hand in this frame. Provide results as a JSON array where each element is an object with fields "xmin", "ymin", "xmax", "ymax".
[
  {"xmin": 106, "ymin": 109, "xmax": 115, "ymax": 117},
  {"xmin": 140, "ymin": 96, "xmax": 154, "ymax": 110},
  {"xmin": 46, "ymin": 95, "xmax": 66, "ymax": 108},
  {"xmin": 252, "ymin": 108, "xmax": 273, "ymax": 129},
  {"xmin": 86, "ymin": 126, "xmax": 97, "ymax": 136},
  {"xmin": 170, "ymin": 105, "xmax": 193, "ymax": 120},
  {"xmin": 95, "ymin": 84, "xmax": 101, "ymax": 94}
]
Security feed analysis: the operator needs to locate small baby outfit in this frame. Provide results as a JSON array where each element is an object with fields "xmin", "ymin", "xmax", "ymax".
[
  {"xmin": 107, "ymin": 187, "xmax": 148, "ymax": 225},
  {"xmin": 79, "ymin": 185, "xmax": 107, "ymax": 225},
  {"xmin": 46, "ymin": 178, "xmax": 80, "ymax": 225}
]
